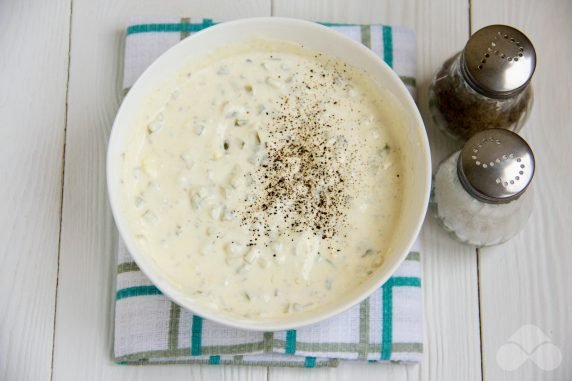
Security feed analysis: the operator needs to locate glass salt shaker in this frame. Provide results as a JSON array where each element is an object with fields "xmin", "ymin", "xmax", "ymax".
[
  {"xmin": 429, "ymin": 25, "xmax": 536, "ymax": 141},
  {"xmin": 432, "ymin": 129, "xmax": 535, "ymax": 247}
]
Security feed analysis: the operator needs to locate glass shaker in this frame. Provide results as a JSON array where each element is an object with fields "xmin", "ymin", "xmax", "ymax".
[
  {"xmin": 432, "ymin": 129, "xmax": 535, "ymax": 247},
  {"xmin": 429, "ymin": 25, "xmax": 536, "ymax": 141}
]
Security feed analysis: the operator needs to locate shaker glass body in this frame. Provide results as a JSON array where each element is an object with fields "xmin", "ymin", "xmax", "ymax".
[
  {"xmin": 429, "ymin": 53, "xmax": 533, "ymax": 141},
  {"xmin": 432, "ymin": 151, "xmax": 534, "ymax": 247}
]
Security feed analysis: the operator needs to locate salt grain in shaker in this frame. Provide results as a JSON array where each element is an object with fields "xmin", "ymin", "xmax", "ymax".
[
  {"xmin": 429, "ymin": 25, "xmax": 536, "ymax": 141},
  {"xmin": 433, "ymin": 129, "xmax": 535, "ymax": 247}
]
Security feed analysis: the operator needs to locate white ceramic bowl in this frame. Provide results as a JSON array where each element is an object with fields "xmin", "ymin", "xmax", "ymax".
[{"xmin": 108, "ymin": 17, "xmax": 431, "ymax": 331}]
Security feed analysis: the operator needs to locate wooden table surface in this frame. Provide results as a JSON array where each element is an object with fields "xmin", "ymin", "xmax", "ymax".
[{"xmin": 1, "ymin": 0, "xmax": 570, "ymax": 380}]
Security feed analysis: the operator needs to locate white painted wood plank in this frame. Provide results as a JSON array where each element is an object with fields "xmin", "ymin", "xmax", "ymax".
[
  {"xmin": 471, "ymin": 1, "xmax": 572, "ymax": 380},
  {"xmin": 413, "ymin": 0, "xmax": 482, "ymax": 378},
  {"xmin": 52, "ymin": 1, "xmax": 270, "ymax": 380},
  {"xmin": 271, "ymin": 1, "xmax": 482, "ymax": 380},
  {"xmin": 0, "ymin": 0, "xmax": 70, "ymax": 379},
  {"xmin": 269, "ymin": 362, "xmax": 418, "ymax": 381}
]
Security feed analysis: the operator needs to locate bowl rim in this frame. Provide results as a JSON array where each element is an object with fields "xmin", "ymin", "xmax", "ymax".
[{"xmin": 107, "ymin": 16, "xmax": 431, "ymax": 331}]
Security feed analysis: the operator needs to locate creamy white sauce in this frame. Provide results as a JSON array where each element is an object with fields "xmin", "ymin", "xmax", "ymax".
[{"xmin": 120, "ymin": 39, "xmax": 404, "ymax": 320}]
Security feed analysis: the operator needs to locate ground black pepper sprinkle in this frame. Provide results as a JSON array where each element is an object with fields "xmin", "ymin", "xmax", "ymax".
[{"xmin": 240, "ymin": 60, "xmax": 359, "ymax": 245}]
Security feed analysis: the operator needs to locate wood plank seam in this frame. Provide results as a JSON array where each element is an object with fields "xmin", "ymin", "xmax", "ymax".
[
  {"xmin": 468, "ymin": 0, "xmax": 473, "ymax": 36},
  {"xmin": 469, "ymin": 1, "xmax": 484, "ymax": 380},
  {"xmin": 49, "ymin": 0, "xmax": 75, "ymax": 380},
  {"xmin": 477, "ymin": 250, "xmax": 484, "ymax": 381}
]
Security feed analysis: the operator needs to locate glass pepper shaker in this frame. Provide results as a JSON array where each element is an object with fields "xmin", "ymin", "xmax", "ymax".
[
  {"xmin": 429, "ymin": 25, "xmax": 536, "ymax": 141},
  {"xmin": 432, "ymin": 129, "xmax": 535, "ymax": 247}
]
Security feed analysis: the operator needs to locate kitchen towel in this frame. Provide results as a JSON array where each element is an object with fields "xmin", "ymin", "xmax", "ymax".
[{"xmin": 115, "ymin": 17, "xmax": 421, "ymax": 368}]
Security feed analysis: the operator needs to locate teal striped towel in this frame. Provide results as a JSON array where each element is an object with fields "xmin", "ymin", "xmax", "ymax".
[{"xmin": 115, "ymin": 18, "xmax": 421, "ymax": 368}]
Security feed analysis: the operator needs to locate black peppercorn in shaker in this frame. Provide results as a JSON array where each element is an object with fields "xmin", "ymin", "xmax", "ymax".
[{"xmin": 429, "ymin": 25, "xmax": 536, "ymax": 141}]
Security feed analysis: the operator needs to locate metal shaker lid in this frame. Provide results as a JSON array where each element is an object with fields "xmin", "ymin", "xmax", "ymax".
[
  {"xmin": 457, "ymin": 129, "xmax": 535, "ymax": 203},
  {"xmin": 461, "ymin": 25, "xmax": 536, "ymax": 98}
]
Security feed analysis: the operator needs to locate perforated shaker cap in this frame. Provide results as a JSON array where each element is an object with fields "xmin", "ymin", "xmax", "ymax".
[
  {"xmin": 461, "ymin": 25, "xmax": 536, "ymax": 98},
  {"xmin": 457, "ymin": 129, "xmax": 535, "ymax": 204}
]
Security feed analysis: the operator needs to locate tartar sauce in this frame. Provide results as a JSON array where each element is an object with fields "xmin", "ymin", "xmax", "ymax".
[{"xmin": 120, "ymin": 39, "xmax": 405, "ymax": 319}]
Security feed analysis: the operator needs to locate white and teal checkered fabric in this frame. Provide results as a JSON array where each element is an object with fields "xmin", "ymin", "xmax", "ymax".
[{"xmin": 114, "ymin": 18, "xmax": 422, "ymax": 368}]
